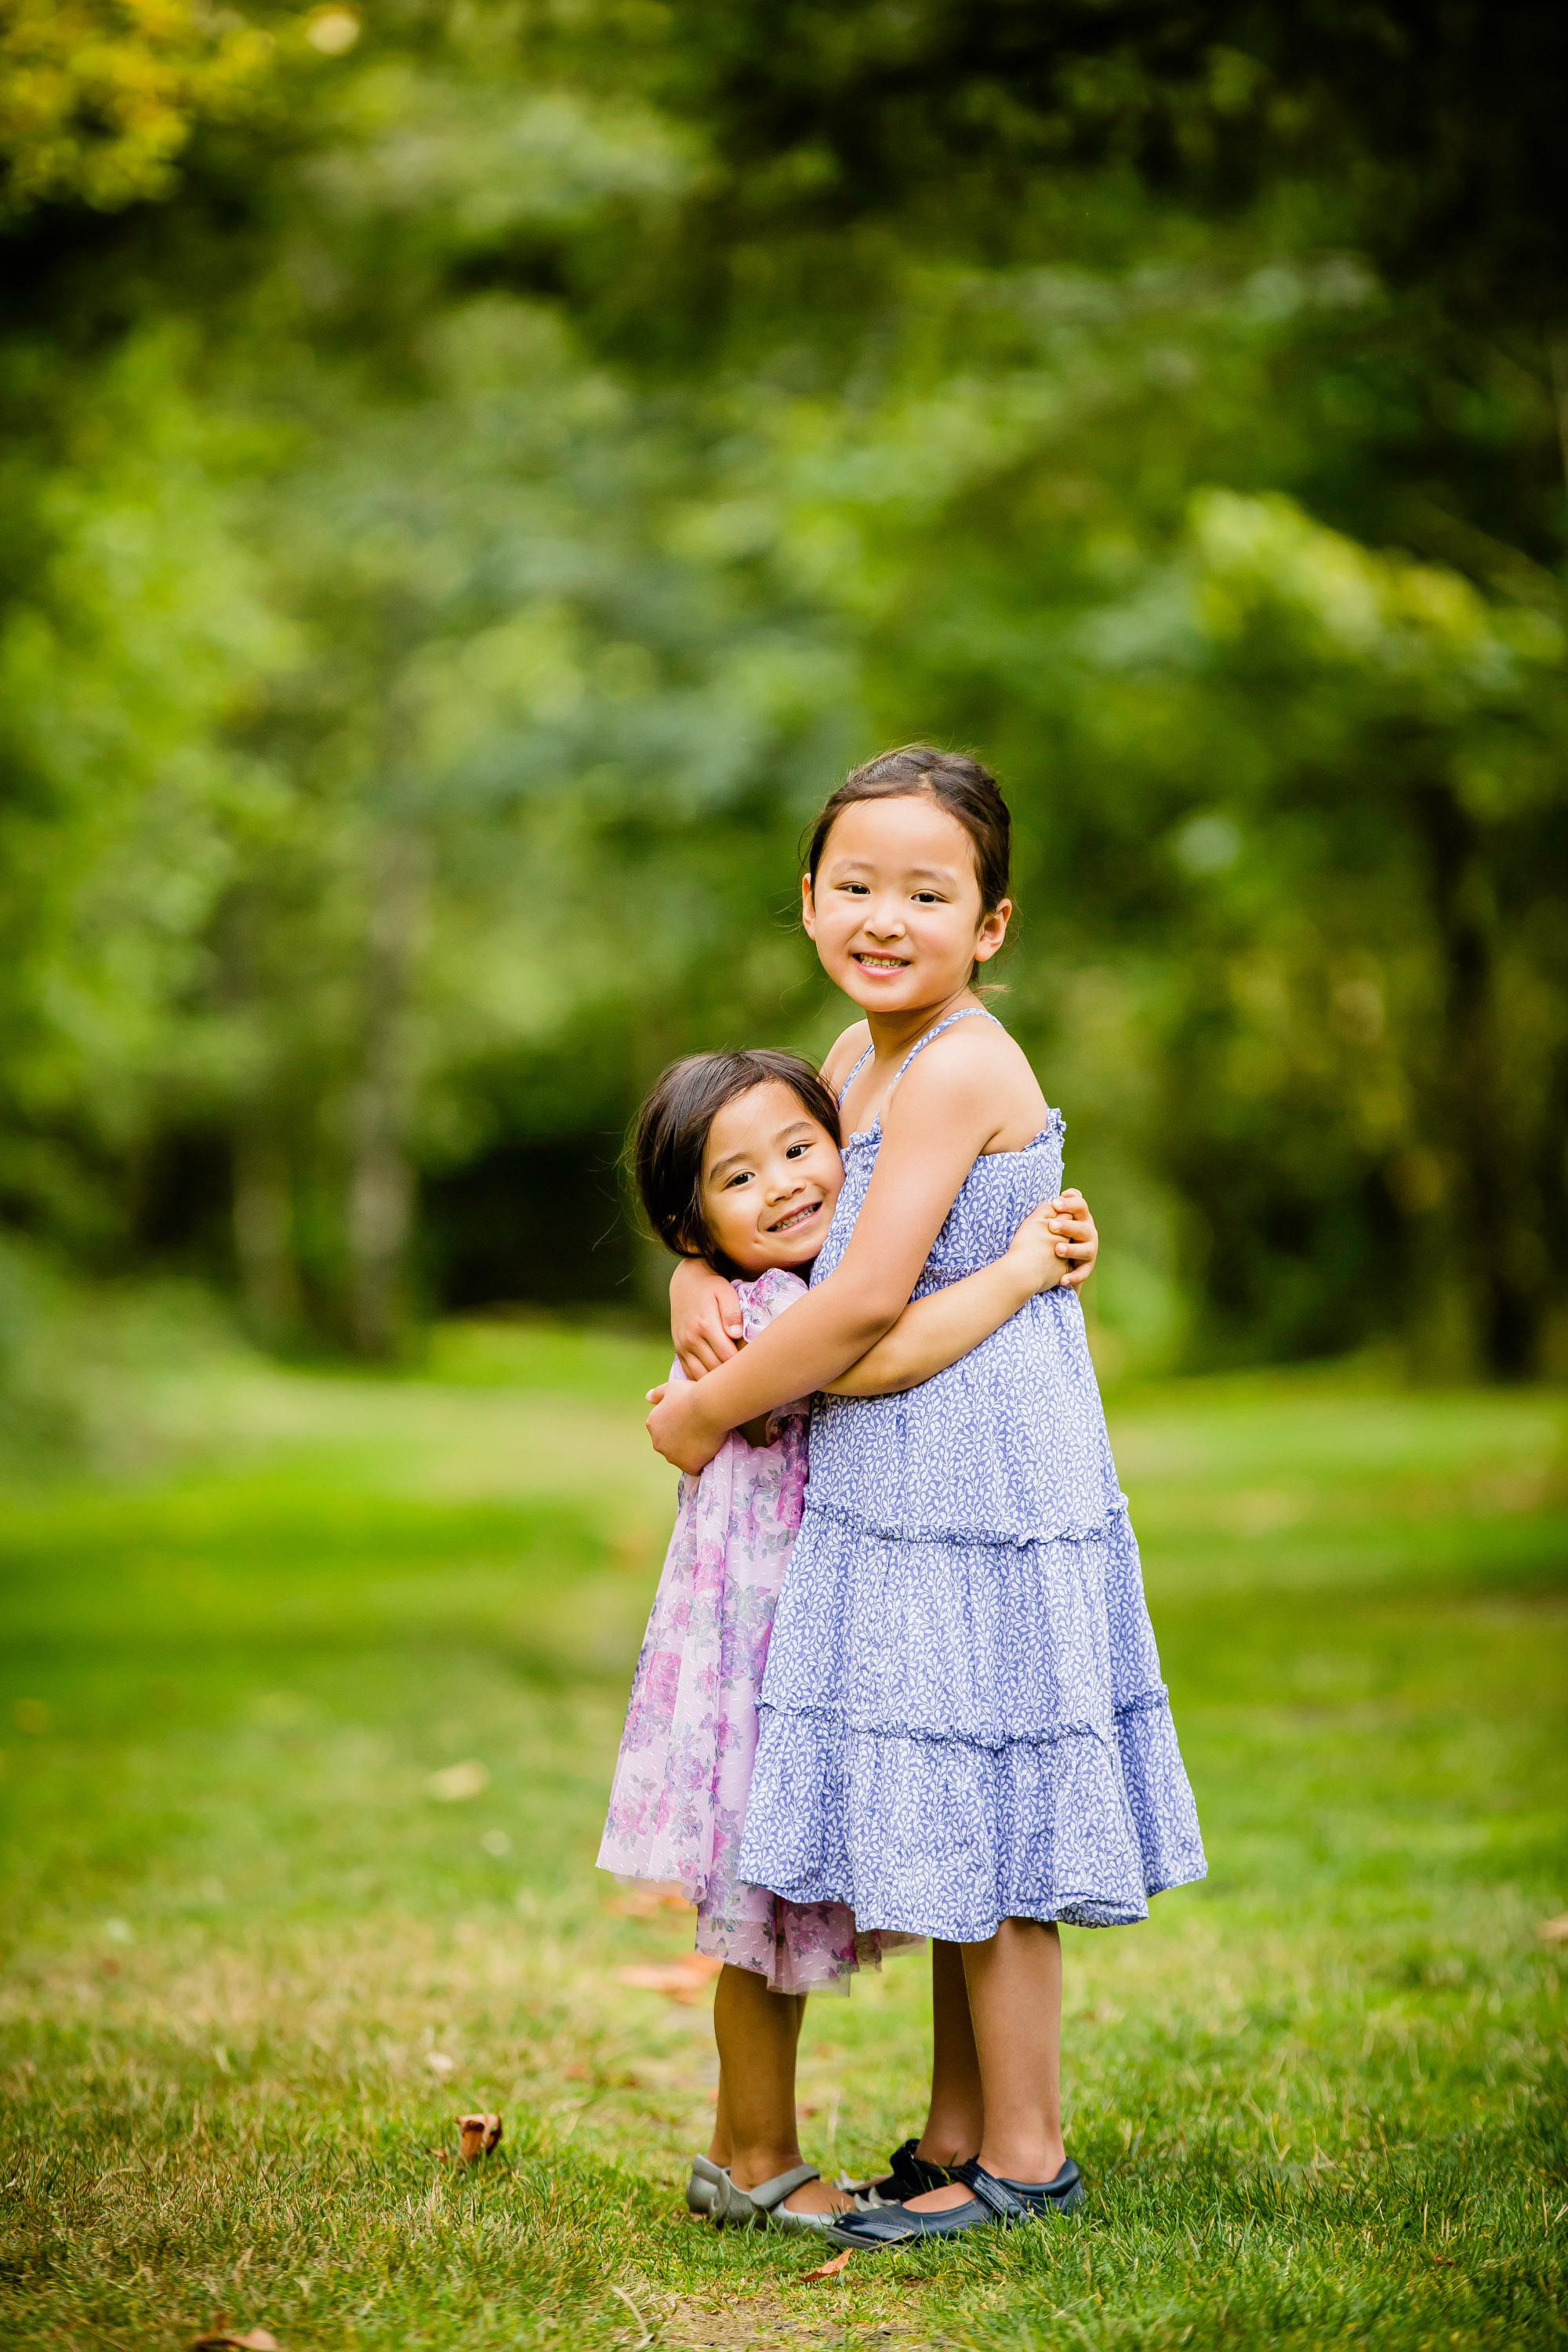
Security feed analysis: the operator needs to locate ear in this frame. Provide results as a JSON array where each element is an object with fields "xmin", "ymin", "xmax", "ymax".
[
  {"xmin": 800, "ymin": 872, "xmax": 817, "ymax": 938},
  {"xmin": 972, "ymin": 898, "xmax": 1012, "ymax": 963}
]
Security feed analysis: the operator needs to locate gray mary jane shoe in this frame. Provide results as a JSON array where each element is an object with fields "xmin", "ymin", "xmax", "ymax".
[
  {"xmin": 685, "ymin": 2154, "xmax": 727, "ymax": 2215},
  {"xmin": 710, "ymin": 2160, "xmax": 839, "ymax": 2233}
]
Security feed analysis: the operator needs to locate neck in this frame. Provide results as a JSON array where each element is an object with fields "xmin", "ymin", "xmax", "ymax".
[{"xmin": 862, "ymin": 983, "xmax": 979, "ymax": 1063}]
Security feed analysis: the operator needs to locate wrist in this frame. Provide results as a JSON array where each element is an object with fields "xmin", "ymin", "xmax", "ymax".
[
  {"xmin": 1002, "ymin": 1253, "xmax": 1044, "ymax": 1308},
  {"xmin": 681, "ymin": 1380, "xmax": 727, "ymax": 1439}
]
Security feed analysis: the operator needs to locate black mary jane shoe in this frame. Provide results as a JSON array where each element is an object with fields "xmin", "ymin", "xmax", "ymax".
[
  {"xmin": 848, "ymin": 2136, "xmax": 965, "ymax": 2209},
  {"xmin": 826, "ymin": 2155, "xmax": 1083, "ymax": 2249}
]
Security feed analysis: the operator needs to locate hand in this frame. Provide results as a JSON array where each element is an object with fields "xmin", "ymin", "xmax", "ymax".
[
  {"xmin": 1004, "ymin": 1201, "xmax": 1072, "ymax": 1294},
  {"xmin": 670, "ymin": 1255, "xmax": 743, "ymax": 1377},
  {"xmin": 1047, "ymin": 1187, "xmax": 1098, "ymax": 1290},
  {"xmin": 646, "ymin": 1376, "xmax": 726, "ymax": 1473}
]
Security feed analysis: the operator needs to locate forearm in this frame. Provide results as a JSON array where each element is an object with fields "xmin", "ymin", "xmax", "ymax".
[
  {"xmin": 678, "ymin": 1270, "xmax": 905, "ymax": 1432},
  {"xmin": 648, "ymin": 1078, "xmax": 1008, "ymax": 1470},
  {"xmin": 827, "ymin": 1255, "xmax": 1036, "ymax": 1396}
]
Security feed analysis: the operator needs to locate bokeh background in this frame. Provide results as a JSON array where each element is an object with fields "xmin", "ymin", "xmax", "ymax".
[
  {"xmin": 2, "ymin": 0, "xmax": 1566, "ymax": 1398},
  {"xmin": 2, "ymin": 9, "xmax": 1566, "ymax": 2350}
]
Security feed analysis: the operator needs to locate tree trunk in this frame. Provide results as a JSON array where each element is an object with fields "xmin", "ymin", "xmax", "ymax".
[
  {"xmin": 233, "ymin": 1112, "xmax": 300, "ymax": 1343},
  {"xmin": 1548, "ymin": 328, "xmax": 1568, "ymax": 501},
  {"xmin": 346, "ymin": 826, "xmax": 426, "ymax": 1357},
  {"xmin": 1410, "ymin": 778, "xmax": 1538, "ymax": 1377}
]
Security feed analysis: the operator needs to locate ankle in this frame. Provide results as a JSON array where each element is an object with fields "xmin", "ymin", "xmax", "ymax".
[
  {"xmin": 978, "ymin": 2135, "xmax": 1065, "ymax": 2184},
  {"xmin": 729, "ymin": 2144, "xmax": 804, "ymax": 2190},
  {"xmin": 915, "ymin": 2125, "xmax": 980, "ymax": 2167}
]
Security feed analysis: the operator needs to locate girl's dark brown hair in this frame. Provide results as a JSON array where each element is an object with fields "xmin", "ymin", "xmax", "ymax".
[
  {"xmin": 633, "ymin": 1049, "xmax": 842, "ymax": 1267},
  {"xmin": 804, "ymin": 744, "xmax": 1011, "ymax": 913}
]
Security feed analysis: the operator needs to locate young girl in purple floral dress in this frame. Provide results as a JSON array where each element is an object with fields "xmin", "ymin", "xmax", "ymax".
[{"xmin": 600, "ymin": 1047, "xmax": 1095, "ymax": 2228}]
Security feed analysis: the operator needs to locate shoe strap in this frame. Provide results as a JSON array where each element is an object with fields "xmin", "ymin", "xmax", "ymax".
[
  {"xmin": 953, "ymin": 2158, "xmax": 1028, "ymax": 2220},
  {"xmin": 740, "ymin": 2161, "xmax": 820, "ymax": 2212}
]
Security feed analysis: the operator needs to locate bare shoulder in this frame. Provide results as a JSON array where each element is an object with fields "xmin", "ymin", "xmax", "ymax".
[
  {"xmin": 893, "ymin": 1011, "xmax": 1049, "ymax": 1145},
  {"xmin": 820, "ymin": 1021, "xmax": 871, "ymax": 1093}
]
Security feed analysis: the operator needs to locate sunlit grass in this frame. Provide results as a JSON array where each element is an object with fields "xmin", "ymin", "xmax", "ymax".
[{"xmin": 1, "ymin": 1317, "xmax": 1564, "ymax": 2348}]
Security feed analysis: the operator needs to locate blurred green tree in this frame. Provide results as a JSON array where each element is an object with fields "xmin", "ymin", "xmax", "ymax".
[{"xmin": 0, "ymin": 0, "xmax": 1562, "ymax": 1374}]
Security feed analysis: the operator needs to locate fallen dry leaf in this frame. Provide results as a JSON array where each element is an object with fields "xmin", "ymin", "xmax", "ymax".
[
  {"xmin": 1537, "ymin": 1915, "xmax": 1568, "ymax": 1944},
  {"xmin": 458, "ymin": 2111, "xmax": 503, "ymax": 2161},
  {"xmin": 615, "ymin": 1954, "xmax": 724, "ymax": 2003},
  {"xmin": 189, "ymin": 2326, "xmax": 280, "ymax": 2350},
  {"xmin": 800, "ymin": 2249, "xmax": 853, "ymax": 2281}
]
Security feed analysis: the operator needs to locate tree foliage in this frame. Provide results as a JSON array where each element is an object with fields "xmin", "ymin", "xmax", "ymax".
[
  {"xmin": 0, "ymin": 0, "xmax": 1563, "ymax": 1374},
  {"xmin": 0, "ymin": 0, "xmax": 280, "ymax": 216}
]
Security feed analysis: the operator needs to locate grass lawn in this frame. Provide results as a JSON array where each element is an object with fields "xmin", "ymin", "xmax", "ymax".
[{"xmin": 1, "ymin": 1311, "xmax": 1565, "ymax": 2350}]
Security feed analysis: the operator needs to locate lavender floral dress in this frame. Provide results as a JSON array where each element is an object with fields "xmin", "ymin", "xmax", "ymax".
[{"xmin": 597, "ymin": 1267, "xmax": 916, "ymax": 1993}]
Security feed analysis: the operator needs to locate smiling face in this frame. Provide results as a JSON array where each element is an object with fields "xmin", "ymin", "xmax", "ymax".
[
  {"xmin": 801, "ymin": 790, "xmax": 1011, "ymax": 1016},
  {"xmin": 697, "ymin": 1080, "xmax": 845, "ymax": 1276}
]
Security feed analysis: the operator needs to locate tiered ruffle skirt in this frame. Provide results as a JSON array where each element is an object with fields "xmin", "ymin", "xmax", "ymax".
[{"xmin": 736, "ymin": 1496, "xmax": 1206, "ymax": 1941}]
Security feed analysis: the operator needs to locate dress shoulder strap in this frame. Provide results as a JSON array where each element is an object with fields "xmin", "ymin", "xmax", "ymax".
[
  {"xmin": 836, "ymin": 1042, "xmax": 875, "ymax": 1107},
  {"xmin": 893, "ymin": 1005, "xmax": 998, "ymax": 1082}
]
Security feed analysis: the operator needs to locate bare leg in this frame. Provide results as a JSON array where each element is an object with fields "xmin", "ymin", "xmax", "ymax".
[
  {"xmin": 913, "ymin": 1939, "xmax": 983, "ymax": 2165},
  {"xmin": 710, "ymin": 1963, "xmax": 850, "ymax": 2216},
  {"xmin": 903, "ymin": 1918, "xmax": 1065, "ymax": 2211},
  {"xmin": 708, "ymin": 2063, "xmax": 732, "ymax": 2167}
]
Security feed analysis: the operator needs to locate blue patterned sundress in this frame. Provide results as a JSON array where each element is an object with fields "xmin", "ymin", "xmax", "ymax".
[{"xmin": 735, "ymin": 1007, "xmax": 1207, "ymax": 1943}]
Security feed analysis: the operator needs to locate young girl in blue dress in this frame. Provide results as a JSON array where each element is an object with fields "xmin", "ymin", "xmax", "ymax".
[{"xmin": 649, "ymin": 745, "xmax": 1207, "ymax": 2242}]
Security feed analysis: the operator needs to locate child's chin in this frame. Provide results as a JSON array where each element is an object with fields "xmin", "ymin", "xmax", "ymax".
[{"xmin": 766, "ymin": 1233, "xmax": 821, "ymax": 1268}]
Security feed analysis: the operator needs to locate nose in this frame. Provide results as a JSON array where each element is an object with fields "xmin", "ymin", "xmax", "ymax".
[
  {"xmin": 765, "ymin": 1167, "xmax": 805, "ymax": 1203},
  {"xmin": 862, "ymin": 895, "xmax": 906, "ymax": 938}
]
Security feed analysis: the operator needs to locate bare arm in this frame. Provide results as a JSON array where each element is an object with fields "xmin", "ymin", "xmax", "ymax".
[
  {"xmin": 644, "ymin": 1022, "xmax": 1033, "ymax": 1470},
  {"xmin": 826, "ymin": 1200, "xmax": 1068, "ymax": 1396}
]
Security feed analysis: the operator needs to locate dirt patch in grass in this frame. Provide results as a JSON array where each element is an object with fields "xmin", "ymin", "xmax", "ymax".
[{"xmin": 654, "ymin": 2282, "xmax": 938, "ymax": 2349}]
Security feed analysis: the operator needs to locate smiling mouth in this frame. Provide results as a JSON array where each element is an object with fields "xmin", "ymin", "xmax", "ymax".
[
  {"xmin": 852, "ymin": 953, "xmax": 910, "ymax": 972},
  {"xmin": 767, "ymin": 1200, "xmax": 822, "ymax": 1236}
]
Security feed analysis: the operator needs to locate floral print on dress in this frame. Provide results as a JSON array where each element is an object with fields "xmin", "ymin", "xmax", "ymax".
[{"xmin": 597, "ymin": 1265, "xmax": 917, "ymax": 1994}]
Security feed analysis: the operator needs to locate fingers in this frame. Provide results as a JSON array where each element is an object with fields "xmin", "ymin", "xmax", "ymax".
[
  {"xmin": 645, "ymin": 1383, "xmax": 668, "ymax": 1406},
  {"xmin": 1041, "ymin": 1189, "xmax": 1095, "ymax": 1286},
  {"xmin": 678, "ymin": 1322, "xmax": 738, "ymax": 1375}
]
